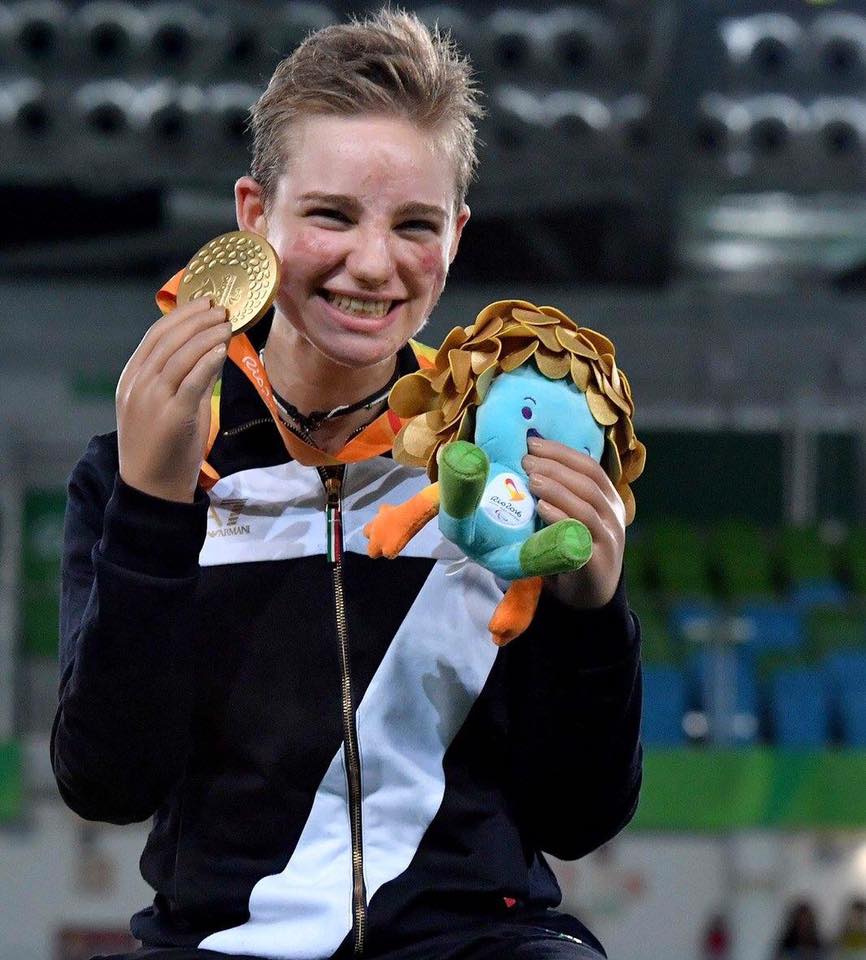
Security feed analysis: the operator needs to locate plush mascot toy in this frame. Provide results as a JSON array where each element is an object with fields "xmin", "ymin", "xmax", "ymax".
[{"xmin": 364, "ymin": 299, "xmax": 645, "ymax": 646}]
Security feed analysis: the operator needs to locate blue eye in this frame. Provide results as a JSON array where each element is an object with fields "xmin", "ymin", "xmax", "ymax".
[{"xmin": 521, "ymin": 406, "xmax": 533, "ymax": 420}]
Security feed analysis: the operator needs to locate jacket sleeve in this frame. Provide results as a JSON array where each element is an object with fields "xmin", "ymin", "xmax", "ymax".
[
  {"xmin": 51, "ymin": 434, "xmax": 209, "ymax": 824},
  {"xmin": 504, "ymin": 571, "xmax": 642, "ymax": 860}
]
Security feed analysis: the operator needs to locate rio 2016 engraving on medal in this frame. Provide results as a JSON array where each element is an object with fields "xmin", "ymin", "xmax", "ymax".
[{"xmin": 177, "ymin": 230, "xmax": 280, "ymax": 335}]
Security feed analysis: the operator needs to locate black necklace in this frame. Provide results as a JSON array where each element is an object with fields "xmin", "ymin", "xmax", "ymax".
[{"xmin": 260, "ymin": 348, "xmax": 400, "ymax": 435}]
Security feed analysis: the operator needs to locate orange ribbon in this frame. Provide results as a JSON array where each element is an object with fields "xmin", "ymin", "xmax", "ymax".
[{"xmin": 156, "ymin": 269, "xmax": 412, "ymax": 491}]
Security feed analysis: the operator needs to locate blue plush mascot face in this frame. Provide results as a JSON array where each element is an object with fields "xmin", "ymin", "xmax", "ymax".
[{"xmin": 473, "ymin": 363, "xmax": 605, "ymax": 474}]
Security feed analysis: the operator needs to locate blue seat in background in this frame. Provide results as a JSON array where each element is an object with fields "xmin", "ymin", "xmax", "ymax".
[
  {"xmin": 642, "ymin": 665, "xmax": 687, "ymax": 745},
  {"xmin": 838, "ymin": 693, "xmax": 866, "ymax": 746},
  {"xmin": 789, "ymin": 578, "xmax": 848, "ymax": 610},
  {"xmin": 770, "ymin": 667, "xmax": 829, "ymax": 747},
  {"xmin": 823, "ymin": 651, "xmax": 866, "ymax": 743},
  {"xmin": 734, "ymin": 601, "xmax": 804, "ymax": 652},
  {"xmin": 668, "ymin": 601, "xmax": 720, "ymax": 647},
  {"xmin": 689, "ymin": 648, "xmax": 760, "ymax": 743},
  {"xmin": 824, "ymin": 650, "xmax": 866, "ymax": 698}
]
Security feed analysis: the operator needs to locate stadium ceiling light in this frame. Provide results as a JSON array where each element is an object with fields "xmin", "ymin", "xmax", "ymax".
[
  {"xmin": 132, "ymin": 81, "xmax": 204, "ymax": 146},
  {"xmin": 8, "ymin": 0, "xmax": 69, "ymax": 67},
  {"xmin": 487, "ymin": 8, "xmax": 542, "ymax": 80},
  {"xmin": 72, "ymin": 2, "xmax": 148, "ymax": 71},
  {"xmin": 611, "ymin": 93, "xmax": 652, "ymax": 152},
  {"xmin": 694, "ymin": 93, "xmax": 748, "ymax": 156},
  {"xmin": 541, "ymin": 6, "xmax": 617, "ymax": 82},
  {"xmin": 0, "ymin": 76, "xmax": 52, "ymax": 139},
  {"xmin": 490, "ymin": 84, "xmax": 545, "ymax": 151},
  {"xmin": 742, "ymin": 94, "xmax": 807, "ymax": 158},
  {"xmin": 546, "ymin": 90, "xmax": 611, "ymax": 144},
  {"xmin": 73, "ymin": 78, "xmax": 137, "ymax": 141},
  {"xmin": 810, "ymin": 96, "xmax": 866, "ymax": 159},
  {"xmin": 810, "ymin": 12, "xmax": 866, "ymax": 77},
  {"xmin": 720, "ymin": 13, "xmax": 804, "ymax": 76},
  {"xmin": 144, "ymin": 2, "xmax": 209, "ymax": 72}
]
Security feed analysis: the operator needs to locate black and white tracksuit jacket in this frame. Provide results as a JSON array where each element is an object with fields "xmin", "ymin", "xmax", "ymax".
[{"xmin": 52, "ymin": 311, "xmax": 643, "ymax": 959}]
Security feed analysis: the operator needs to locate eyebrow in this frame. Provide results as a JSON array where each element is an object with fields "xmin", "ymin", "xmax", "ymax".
[{"xmin": 298, "ymin": 192, "xmax": 447, "ymax": 221}]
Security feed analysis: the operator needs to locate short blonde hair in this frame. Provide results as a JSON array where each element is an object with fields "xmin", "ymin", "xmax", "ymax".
[{"xmin": 249, "ymin": 7, "xmax": 483, "ymax": 210}]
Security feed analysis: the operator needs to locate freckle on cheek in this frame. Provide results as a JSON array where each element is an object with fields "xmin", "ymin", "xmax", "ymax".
[
  {"xmin": 290, "ymin": 234, "xmax": 322, "ymax": 257},
  {"xmin": 416, "ymin": 250, "xmax": 444, "ymax": 276}
]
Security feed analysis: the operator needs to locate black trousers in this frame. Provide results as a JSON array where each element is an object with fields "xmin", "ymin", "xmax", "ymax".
[{"xmin": 93, "ymin": 924, "xmax": 605, "ymax": 960}]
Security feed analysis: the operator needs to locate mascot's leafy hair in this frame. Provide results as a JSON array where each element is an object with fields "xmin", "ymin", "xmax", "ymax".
[{"xmin": 392, "ymin": 300, "xmax": 646, "ymax": 524}]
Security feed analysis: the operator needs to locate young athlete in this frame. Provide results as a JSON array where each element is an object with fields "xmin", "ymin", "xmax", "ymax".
[{"xmin": 55, "ymin": 10, "xmax": 642, "ymax": 960}]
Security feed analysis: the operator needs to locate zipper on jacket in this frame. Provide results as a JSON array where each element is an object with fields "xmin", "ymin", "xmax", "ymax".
[
  {"xmin": 222, "ymin": 417, "xmax": 275, "ymax": 438},
  {"xmin": 224, "ymin": 410, "xmax": 381, "ymax": 442},
  {"xmin": 322, "ymin": 464, "xmax": 368, "ymax": 955},
  {"xmin": 230, "ymin": 404, "xmax": 375, "ymax": 950}
]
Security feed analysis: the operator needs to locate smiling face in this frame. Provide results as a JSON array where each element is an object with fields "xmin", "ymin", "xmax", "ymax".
[
  {"xmin": 474, "ymin": 364, "xmax": 605, "ymax": 473},
  {"xmin": 235, "ymin": 113, "xmax": 469, "ymax": 371}
]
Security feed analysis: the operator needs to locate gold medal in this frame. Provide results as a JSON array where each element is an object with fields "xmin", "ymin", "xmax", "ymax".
[{"xmin": 177, "ymin": 230, "xmax": 280, "ymax": 335}]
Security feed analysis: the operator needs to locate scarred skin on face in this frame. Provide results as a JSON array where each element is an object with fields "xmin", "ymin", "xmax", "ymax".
[{"xmin": 234, "ymin": 114, "xmax": 470, "ymax": 427}]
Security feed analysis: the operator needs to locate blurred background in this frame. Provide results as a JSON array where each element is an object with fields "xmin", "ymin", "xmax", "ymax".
[{"xmin": 3, "ymin": 0, "xmax": 866, "ymax": 957}]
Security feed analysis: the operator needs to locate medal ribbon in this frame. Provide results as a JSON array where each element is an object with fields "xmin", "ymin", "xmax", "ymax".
[
  {"xmin": 157, "ymin": 269, "xmax": 414, "ymax": 491},
  {"xmin": 225, "ymin": 333, "xmax": 405, "ymax": 469}
]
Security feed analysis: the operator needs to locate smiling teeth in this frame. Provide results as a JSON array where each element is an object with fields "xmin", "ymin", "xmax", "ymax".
[{"xmin": 327, "ymin": 293, "xmax": 392, "ymax": 317}]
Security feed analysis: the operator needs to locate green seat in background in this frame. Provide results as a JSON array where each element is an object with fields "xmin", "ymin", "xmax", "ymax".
[
  {"xmin": 707, "ymin": 520, "xmax": 775, "ymax": 600},
  {"xmin": 755, "ymin": 649, "xmax": 810, "ymax": 684},
  {"xmin": 805, "ymin": 606, "xmax": 866, "ymax": 659},
  {"xmin": 625, "ymin": 583, "xmax": 654, "ymax": 622},
  {"xmin": 840, "ymin": 528, "xmax": 866, "ymax": 597},
  {"xmin": 777, "ymin": 526, "xmax": 835, "ymax": 586},
  {"xmin": 619, "ymin": 541, "xmax": 679, "ymax": 664},
  {"xmin": 637, "ymin": 603, "xmax": 682, "ymax": 665},
  {"xmin": 22, "ymin": 488, "xmax": 67, "ymax": 658},
  {"xmin": 643, "ymin": 519, "xmax": 713, "ymax": 599},
  {"xmin": 0, "ymin": 741, "xmax": 22, "ymax": 822},
  {"xmin": 623, "ymin": 536, "xmax": 651, "ymax": 598}
]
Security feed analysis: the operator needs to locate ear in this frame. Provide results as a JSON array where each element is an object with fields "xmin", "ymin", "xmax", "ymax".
[
  {"xmin": 235, "ymin": 176, "xmax": 268, "ymax": 235},
  {"xmin": 448, "ymin": 204, "xmax": 470, "ymax": 264}
]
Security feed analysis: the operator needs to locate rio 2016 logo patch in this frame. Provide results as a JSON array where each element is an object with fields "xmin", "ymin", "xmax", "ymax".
[{"xmin": 480, "ymin": 472, "xmax": 535, "ymax": 529}]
